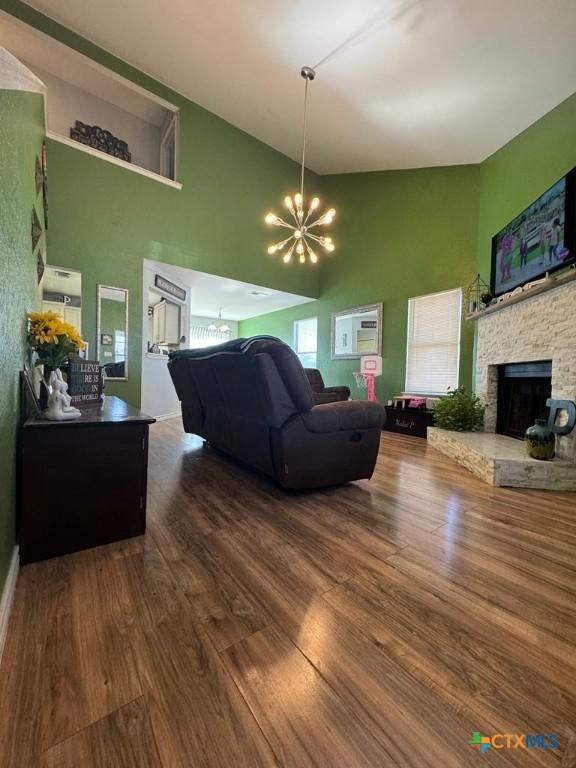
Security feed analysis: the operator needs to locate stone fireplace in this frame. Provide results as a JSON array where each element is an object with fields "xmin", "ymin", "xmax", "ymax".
[
  {"xmin": 428, "ymin": 274, "xmax": 576, "ymax": 489},
  {"xmin": 475, "ymin": 277, "xmax": 576, "ymax": 462}
]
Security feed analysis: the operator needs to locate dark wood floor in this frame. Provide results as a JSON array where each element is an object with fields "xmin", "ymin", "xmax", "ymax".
[{"xmin": 1, "ymin": 419, "xmax": 576, "ymax": 767}]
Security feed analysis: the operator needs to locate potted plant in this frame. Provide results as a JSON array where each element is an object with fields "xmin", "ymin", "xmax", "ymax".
[{"xmin": 433, "ymin": 386, "xmax": 485, "ymax": 432}]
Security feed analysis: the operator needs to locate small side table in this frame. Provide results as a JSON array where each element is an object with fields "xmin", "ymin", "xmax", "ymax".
[{"xmin": 19, "ymin": 396, "xmax": 155, "ymax": 564}]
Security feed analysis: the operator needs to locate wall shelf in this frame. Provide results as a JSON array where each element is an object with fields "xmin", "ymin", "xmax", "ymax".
[
  {"xmin": 466, "ymin": 267, "xmax": 576, "ymax": 321},
  {"xmin": 0, "ymin": 12, "xmax": 181, "ymax": 187},
  {"xmin": 47, "ymin": 132, "xmax": 182, "ymax": 190}
]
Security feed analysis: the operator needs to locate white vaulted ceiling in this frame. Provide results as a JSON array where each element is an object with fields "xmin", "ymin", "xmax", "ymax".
[{"xmin": 21, "ymin": 0, "xmax": 576, "ymax": 173}]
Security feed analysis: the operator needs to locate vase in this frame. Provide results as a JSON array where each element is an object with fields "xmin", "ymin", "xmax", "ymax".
[
  {"xmin": 525, "ymin": 419, "xmax": 555, "ymax": 460},
  {"xmin": 39, "ymin": 366, "xmax": 56, "ymax": 410}
]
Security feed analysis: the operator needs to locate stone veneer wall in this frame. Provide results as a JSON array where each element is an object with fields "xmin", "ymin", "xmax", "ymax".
[{"xmin": 475, "ymin": 278, "xmax": 576, "ymax": 461}]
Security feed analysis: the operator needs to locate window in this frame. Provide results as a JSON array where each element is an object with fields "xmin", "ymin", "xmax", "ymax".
[
  {"xmin": 293, "ymin": 317, "xmax": 318, "ymax": 368},
  {"xmin": 405, "ymin": 288, "xmax": 462, "ymax": 394},
  {"xmin": 189, "ymin": 324, "xmax": 231, "ymax": 349},
  {"xmin": 114, "ymin": 330, "xmax": 126, "ymax": 363}
]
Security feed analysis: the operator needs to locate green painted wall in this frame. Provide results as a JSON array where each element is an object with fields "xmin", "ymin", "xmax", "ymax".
[
  {"xmin": 0, "ymin": 0, "xmax": 321, "ymax": 407},
  {"xmin": 242, "ymin": 165, "xmax": 480, "ymax": 402},
  {"xmin": 0, "ymin": 89, "xmax": 44, "ymax": 592},
  {"xmin": 477, "ymin": 91, "xmax": 576, "ymax": 278}
]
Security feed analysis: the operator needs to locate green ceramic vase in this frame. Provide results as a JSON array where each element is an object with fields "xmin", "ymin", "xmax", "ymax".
[{"xmin": 525, "ymin": 419, "xmax": 555, "ymax": 460}]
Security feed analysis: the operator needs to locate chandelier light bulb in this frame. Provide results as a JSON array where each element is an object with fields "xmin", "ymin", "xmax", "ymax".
[
  {"xmin": 299, "ymin": 253, "xmax": 306, "ymax": 264},
  {"xmin": 296, "ymin": 241, "xmax": 305, "ymax": 255},
  {"xmin": 309, "ymin": 251, "xmax": 318, "ymax": 264},
  {"xmin": 283, "ymin": 252, "xmax": 291, "ymax": 264},
  {"xmin": 294, "ymin": 193, "xmax": 303, "ymax": 206},
  {"xmin": 310, "ymin": 197, "xmax": 320, "ymax": 211},
  {"xmin": 264, "ymin": 212, "xmax": 277, "ymax": 225}
]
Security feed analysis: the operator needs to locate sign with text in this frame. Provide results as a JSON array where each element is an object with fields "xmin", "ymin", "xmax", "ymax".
[
  {"xmin": 154, "ymin": 274, "xmax": 186, "ymax": 302},
  {"xmin": 68, "ymin": 359, "xmax": 103, "ymax": 406}
]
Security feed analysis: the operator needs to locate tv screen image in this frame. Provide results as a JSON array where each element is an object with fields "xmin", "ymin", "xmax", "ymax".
[{"xmin": 491, "ymin": 173, "xmax": 574, "ymax": 298}]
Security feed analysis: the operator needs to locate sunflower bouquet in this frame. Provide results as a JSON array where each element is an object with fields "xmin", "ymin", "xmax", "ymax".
[{"xmin": 27, "ymin": 311, "xmax": 85, "ymax": 374}]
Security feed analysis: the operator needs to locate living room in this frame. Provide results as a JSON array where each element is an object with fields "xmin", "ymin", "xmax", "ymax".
[{"xmin": 1, "ymin": 0, "xmax": 576, "ymax": 765}]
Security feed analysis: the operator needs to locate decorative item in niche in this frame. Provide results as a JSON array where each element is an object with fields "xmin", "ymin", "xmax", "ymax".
[
  {"xmin": 31, "ymin": 207, "xmax": 42, "ymax": 252},
  {"xmin": 70, "ymin": 120, "xmax": 131, "ymax": 163},
  {"xmin": 100, "ymin": 333, "xmax": 113, "ymax": 346}
]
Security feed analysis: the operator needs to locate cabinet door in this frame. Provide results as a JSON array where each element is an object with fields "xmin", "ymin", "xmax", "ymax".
[
  {"xmin": 157, "ymin": 303, "xmax": 167, "ymax": 342},
  {"xmin": 164, "ymin": 302, "xmax": 181, "ymax": 344},
  {"xmin": 153, "ymin": 303, "xmax": 167, "ymax": 343},
  {"xmin": 64, "ymin": 306, "xmax": 82, "ymax": 333}
]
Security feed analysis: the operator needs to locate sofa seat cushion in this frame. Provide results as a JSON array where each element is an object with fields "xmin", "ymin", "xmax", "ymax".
[{"xmin": 301, "ymin": 400, "xmax": 385, "ymax": 434}]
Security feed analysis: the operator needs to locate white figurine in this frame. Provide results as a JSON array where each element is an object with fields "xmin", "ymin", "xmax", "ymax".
[{"xmin": 45, "ymin": 369, "xmax": 81, "ymax": 421}]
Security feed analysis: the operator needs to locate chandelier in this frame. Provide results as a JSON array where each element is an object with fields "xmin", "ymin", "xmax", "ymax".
[
  {"xmin": 208, "ymin": 308, "xmax": 230, "ymax": 333},
  {"xmin": 264, "ymin": 66, "xmax": 336, "ymax": 265}
]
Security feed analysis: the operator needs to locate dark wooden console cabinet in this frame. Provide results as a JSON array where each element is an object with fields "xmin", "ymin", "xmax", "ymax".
[{"xmin": 19, "ymin": 396, "xmax": 155, "ymax": 564}]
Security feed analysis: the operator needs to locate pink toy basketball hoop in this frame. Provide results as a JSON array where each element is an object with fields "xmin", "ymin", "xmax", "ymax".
[{"xmin": 353, "ymin": 356, "xmax": 382, "ymax": 403}]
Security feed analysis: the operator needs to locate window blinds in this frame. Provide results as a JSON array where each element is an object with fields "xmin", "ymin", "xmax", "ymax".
[
  {"xmin": 405, "ymin": 288, "xmax": 462, "ymax": 394},
  {"xmin": 293, "ymin": 317, "xmax": 318, "ymax": 368}
]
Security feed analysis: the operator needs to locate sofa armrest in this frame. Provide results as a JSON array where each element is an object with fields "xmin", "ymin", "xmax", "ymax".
[
  {"xmin": 323, "ymin": 385, "xmax": 351, "ymax": 399},
  {"xmin": 301, "ymin": 400, "xmax": 385, "ymax": 434},
  {"xmin": 312, "ymin": 392, "xmax": 340, "ymax": 405}
]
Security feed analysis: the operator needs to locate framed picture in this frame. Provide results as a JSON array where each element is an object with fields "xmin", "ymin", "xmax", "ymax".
[
  {"xmin": 100, "ymin": 333, "xmax": 113, "ymax": 346},
  {"xmin": 21, "ymin": 364, "xmax": 41, "ymax": 418}
]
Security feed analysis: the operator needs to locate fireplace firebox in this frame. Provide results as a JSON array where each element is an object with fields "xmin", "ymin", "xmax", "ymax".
[{"xmin": 496, "ymin": 361, "xmax": 552, "ymax": 440}]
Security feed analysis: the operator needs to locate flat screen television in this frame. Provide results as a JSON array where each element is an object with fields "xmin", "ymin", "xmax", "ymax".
[{"xmin": 490, "ymin": 168, "xmax": 576, "ymax": 298}]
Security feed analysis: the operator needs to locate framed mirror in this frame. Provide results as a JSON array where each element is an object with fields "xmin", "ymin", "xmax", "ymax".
[
  {"xmin": 97, "ymin": 285, "xmax": 129, "ymax": 380},
  {"xmin": 331, "ymin": 303, "xmax": 382, "ymax": 359},
  {"xmin": 41, "ymin": 265, "xmax": 82, "ymax": 336}
]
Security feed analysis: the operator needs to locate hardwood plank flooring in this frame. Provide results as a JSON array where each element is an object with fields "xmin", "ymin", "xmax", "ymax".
[{"xmin": 1, "ymin": 420, "xmax": 576, "ymax": 766}]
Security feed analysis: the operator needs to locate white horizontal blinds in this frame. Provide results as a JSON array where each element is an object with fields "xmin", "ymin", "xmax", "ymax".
[
  {"xmin": 294, "ymin": 317, "xmax": 317, "ymax": 354},
  {"xmin": 405, "ymin": 288, "xmax": 462, "ymax": 394},
  {"xmin": 294, "ymin": 317, "xmax": 318, "ymax": 368}
]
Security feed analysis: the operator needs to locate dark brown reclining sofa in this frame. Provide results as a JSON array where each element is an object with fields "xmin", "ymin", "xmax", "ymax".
[{"xmin": 168, "ymin": 336, "xmax": 384, "ymax": 489}]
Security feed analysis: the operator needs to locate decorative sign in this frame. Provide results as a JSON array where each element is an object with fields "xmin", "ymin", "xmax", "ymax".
[
  {"xmin": 70, "ymin": 121, "xmax": 131, "ymax": 163},
  {"xmin": 31, "ymin": 207, "xmax": 42, "ymax": 252},
  {"xmin": 361, "ymin": 320, "xmax": 377, "ymax": 329},
  {"xmin": 154, "ymin": 274, "xmax": 187, "ymax": 302},
  {"xmin": 68, "ymin": 359, "xmax": 103, "ymax": 406}
]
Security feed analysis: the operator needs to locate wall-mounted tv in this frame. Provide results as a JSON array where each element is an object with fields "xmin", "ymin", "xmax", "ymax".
[{"xmin": 491, "ymin": 168, "xmax": 576, "ymax": 298}]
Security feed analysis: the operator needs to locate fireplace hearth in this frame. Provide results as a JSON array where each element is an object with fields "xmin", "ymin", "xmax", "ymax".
[{"xmin": 496, "ymin": 361, "xmax": 552, "ymax": 440}]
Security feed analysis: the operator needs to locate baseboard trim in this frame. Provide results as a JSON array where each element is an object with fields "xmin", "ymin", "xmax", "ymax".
[{"xmin": 0, "ymin": 547, "xmax": 19, "ymax": 665}]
